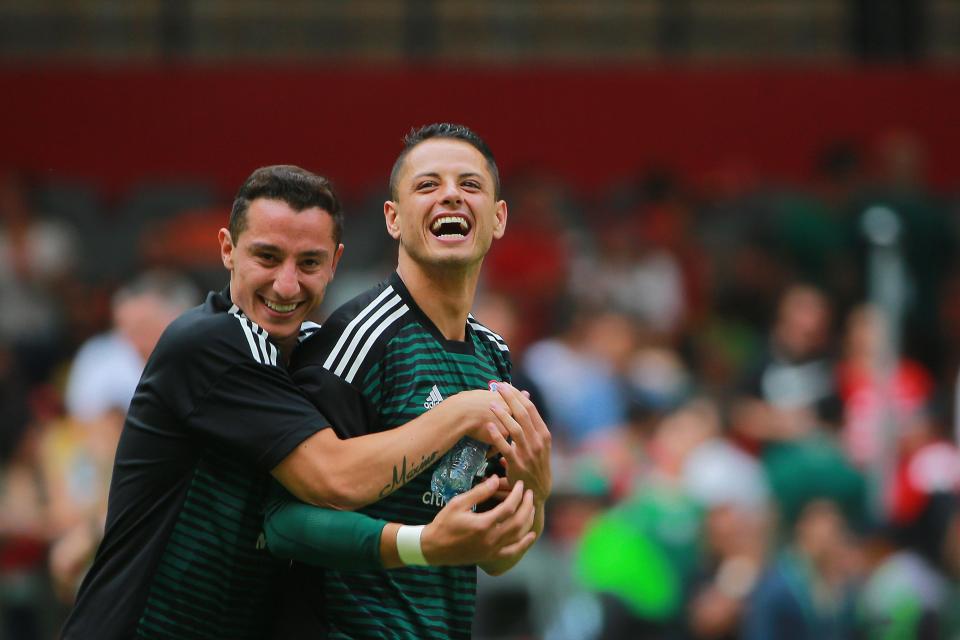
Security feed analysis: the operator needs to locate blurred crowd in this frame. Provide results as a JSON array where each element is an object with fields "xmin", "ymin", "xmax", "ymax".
[{"xmin": 3, "ymin": 130, "xmax": 960, "ymax": 639}]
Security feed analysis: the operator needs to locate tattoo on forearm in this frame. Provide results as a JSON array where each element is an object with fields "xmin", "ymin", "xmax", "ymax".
[{"xmin": 379, "ymin": 450, "xmax": 440, "ymax": 497}]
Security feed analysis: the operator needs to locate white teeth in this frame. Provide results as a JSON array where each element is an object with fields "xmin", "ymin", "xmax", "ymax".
[
  {"xmin": 265, "ymin": 300, "xmax": 297, "ymax": 313},
  {"xmin": 431, "ymin": 216, "xmax": 469, "ymax": 234}
]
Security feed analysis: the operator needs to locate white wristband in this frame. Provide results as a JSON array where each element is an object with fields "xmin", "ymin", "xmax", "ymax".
[{"xmin": 396, "ymin": 525, "xmax": 429, "ymax": 566}]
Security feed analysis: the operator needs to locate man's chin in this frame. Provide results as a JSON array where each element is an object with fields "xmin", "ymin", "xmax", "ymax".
[
  {"xmin": 250, "ymin": 313, "xmax": 302, "ymax": 339},
  {"xmin": 411, "ymin": 248, "xmax": 481, "ymax": 270}
]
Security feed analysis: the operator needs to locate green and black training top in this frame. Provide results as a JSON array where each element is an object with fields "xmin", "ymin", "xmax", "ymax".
[{"xmin": 280, "ymin": 271, "xmax": 512, "ymax": 640}]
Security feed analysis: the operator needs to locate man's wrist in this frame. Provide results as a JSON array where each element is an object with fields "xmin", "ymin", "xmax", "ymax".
[
  {"xmin": 433, "ymin": 396, "xmax": 468, "ymax": 438},
  {"xmin": 379, "ymin": 523, "xmax": 402, "ymax": 569},
  {"xmin": 396, "ymin": 525, "xmax": 429, "ymax": 566},
  {"xmin": 452, "ymin": 394, "xmax": 477, "ymax": 438},
  {"xmin": 418, "ymin": 521, "xmax": 440, "ymax": 565},
  {"xmin": 532, "ymin": 499, "xmax": 546, "ymax": 535}
]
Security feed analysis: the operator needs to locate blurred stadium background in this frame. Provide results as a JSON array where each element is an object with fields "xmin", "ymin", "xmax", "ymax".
[{"xmin": 2, "ymin": 1, "xmax": 960, "ymax": 638}]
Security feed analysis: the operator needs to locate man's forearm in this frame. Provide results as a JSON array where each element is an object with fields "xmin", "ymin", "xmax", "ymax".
[
  {"xmin": 264, "ymin": 499, "xmax": 388, "ymax": 570},
  {"xmin": 264, "ymin": 489, "xmax": 424, "ymax": 570},
  {"xmin": 272, "ymin": 398, "xmax": 473, "ymax": 510},
  {"xmin": 265, "ymin": 476, "xmax": 526, "ymax": 572}
]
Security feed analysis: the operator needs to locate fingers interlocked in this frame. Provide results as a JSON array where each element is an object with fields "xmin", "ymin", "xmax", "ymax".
[{"xmin": 486, "ymin": 382, "xmax": 553, "ymax": 502}]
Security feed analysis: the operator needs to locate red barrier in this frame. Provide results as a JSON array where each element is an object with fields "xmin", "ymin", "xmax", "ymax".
[{"xmin": 3, "ymin": 65, "xmax": 958, "ymax": 196}]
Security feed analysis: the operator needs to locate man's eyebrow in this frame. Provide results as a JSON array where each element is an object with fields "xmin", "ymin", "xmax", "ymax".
[
  {"xmin": 247, "ymin": 242, "xmax": 329, "ymax": 258},
  {"xmin": 247, "ymin": 241, "xmax": 281, "ymax": 253},
  {"xmin": 298, "ymin": 249, "xmax": 329, "ymax": 259},
  {"xmin": 410, "ymin": 171, "xmax": 485, "ymax": 182}
]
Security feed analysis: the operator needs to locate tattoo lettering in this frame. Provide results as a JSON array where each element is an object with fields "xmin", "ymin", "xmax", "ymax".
[{"xmin": 380, "ymin": 450, "xmax": 440, "ymax": 497}]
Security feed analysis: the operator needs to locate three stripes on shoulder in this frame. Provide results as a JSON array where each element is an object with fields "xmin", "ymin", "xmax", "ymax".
[
  {"xmin": 323, "ymin": 286, "xmax": 410, "ymax": 384},
  {"xmin": 467, "ymin": 316, "xmax": 509, "ymax": 353},
  {"xmin": 230, "ymin": 304, "xmax": 280, "ymax": 366},
  {"xmin": 228, "ymin": 291, "xmax": 507, "ymax": 376}
]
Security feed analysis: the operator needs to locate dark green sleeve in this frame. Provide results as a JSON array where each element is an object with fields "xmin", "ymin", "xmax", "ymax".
[{"xmin": 263, "ymin": 484, "xmax": 388, "ymax": 571}]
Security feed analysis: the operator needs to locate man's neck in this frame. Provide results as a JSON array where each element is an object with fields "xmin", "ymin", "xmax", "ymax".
[
  {"xmin": 276, "ymin": 337, "xmax": 297, "ymax": 365},
  {"xmin": 228, "ymin": 284, "xmax": 298, "ymax": 364},
  {"xmin": 396, "ymin": 254, "xmax": 480, "ymax": 342}
]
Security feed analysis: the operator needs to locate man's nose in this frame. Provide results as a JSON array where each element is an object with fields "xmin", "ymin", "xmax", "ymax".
[
  {"xmin": 273, "ymin": 261, "xmax": 300, "ymax": 298},
  {"xmin": 439, "ymin": 180, "xmax": 462, "ymax": 205}
]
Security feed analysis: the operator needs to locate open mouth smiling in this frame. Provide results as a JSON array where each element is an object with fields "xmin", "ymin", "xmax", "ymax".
[
  {"xmin": 430, "ymin": 215, "xmax": 471, "ymax": 239},
  {"xmin": 262, "ymin": 297, "xmax": 299, "ymax": 313}
]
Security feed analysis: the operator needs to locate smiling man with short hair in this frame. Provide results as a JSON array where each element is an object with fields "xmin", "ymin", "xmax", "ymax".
[{"xmin": 268, "ymin": 124, "xmax": 553, "ymax": 639}]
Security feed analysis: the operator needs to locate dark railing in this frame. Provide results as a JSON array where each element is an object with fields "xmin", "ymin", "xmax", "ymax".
[{"xmin": 0, "ymin": 0, "xmax": 955, "ymax": 62}]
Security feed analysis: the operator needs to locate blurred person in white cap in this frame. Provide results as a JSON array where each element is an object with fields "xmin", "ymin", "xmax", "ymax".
[
  {"xmin": 682, "ymin": 430, "xmax": 772, "ymax": 640},
  {"xmin": 64, "ymin": 270, "xmax": 199, "ymax": 428}
]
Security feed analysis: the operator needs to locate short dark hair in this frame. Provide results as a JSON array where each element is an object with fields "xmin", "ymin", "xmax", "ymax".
[
  {"xmin": 389, "ymin": 123, "xmax": 500, "ymax": 201},
  {"xmin": 229, "ymin": 165, "xmax": 343, "ymax": 245}
]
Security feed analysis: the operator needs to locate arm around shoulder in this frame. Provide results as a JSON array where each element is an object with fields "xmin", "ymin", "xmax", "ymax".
[{"xmin": 271, "ymin": 389, "xmax": 509, "ymax": 510}]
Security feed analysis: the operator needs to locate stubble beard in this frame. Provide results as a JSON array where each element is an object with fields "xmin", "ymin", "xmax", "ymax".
[{"xmin": 400, "ymin": 235, "xmax": 488, "ymax": 278}]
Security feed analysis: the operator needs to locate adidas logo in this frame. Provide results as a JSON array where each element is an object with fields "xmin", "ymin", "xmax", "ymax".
[{"xmin": 423, "ymin": 385, "xmax": 444, "ymax": 409}]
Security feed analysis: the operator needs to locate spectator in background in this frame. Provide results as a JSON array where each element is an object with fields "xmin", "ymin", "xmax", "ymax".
[
  {"xmin": 483, "ymin": 174, "xmax": 574, "ymax": 342},
  {"xmin": 63, "ymin": 271, "xmax": 199, "ymax": 427},
  {"xmin": 860, "ymin": 396, "xmax": 960, "ymax": 639},
  {"xmin": 733, "ymin": 283, "xmax": 841, "ymax": 445},
  {"xmin": 888, "ymin": 399, "xmax": 960, "ymax": 557},
  {"xmin": 0, "ymin": 169, "xmax": 78, "ymax": 635},
  {"xmin": 0, "ymin": 413, "xmax": 52, "ymax": 640},
  {"xmin": 769, "ymin": 141, "xmax": 864, "ymax": 302},
  {"xmin": 524, "ymin": 305, "xmax": 631, "ymax": 449},
  {"xmin": 0, "ymin": 204, "xmax": 73, "ymax": 639},
  {"xmin": 699, "ymin": 166, "xmax": 790, "ymax": 334},
  {"xmin": 743, "ymin": 499, "xmax": 861, "ymax": 640},
  {"xmin": 686, "ymin": 509, "xmax": 768, "ymax": 640},
  {"xmin": 570, "ymin": 223, "xmax": 686, "ymax": 337},
  {"xmin": 837, "ymin": 304, "xmax": 934, "ymax": 468},
  {"xmin": 580, "ymin": 330, "xmax": 692, "ymax": 501},
  {"xmin": 856, "ymin": 130, "xmax": 957, "ymax": 378},
  {"xmin": 572, "ymin": 167, "xmax": 707, "ymax": 341},
  {"xmin": 574, "ymin": 400, "xmax": 721, "ymax": 638},
  {"xmin": 678, "ymin": 417, "xmax": 772, "ymax": 640},
  {"xmin": 47, "ymin": 271, "xmax": 199, "ymax": 602},
  {"xmin": 0, "ymin": 343, "xmax": 31, "ymax": 465},
  {"xmin": 0, "ymin": 172, "xmax": 79, "ymax": 383}
]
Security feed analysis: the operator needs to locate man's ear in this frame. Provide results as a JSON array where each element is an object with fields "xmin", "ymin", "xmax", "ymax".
[
  {"xmin": 218, "ymin": 228, "xmax": 234, "ymax": 269},
  {"xmin": 331, "ymin": 243, "xmax": 344, "ymax": 275},
  {"xmin": 384, "ymin": 201, "xmax": 401, "ymax": 240},
  {"xmin": 492, "ymin": 200, "xmax": 508, "ymax": 240}
]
